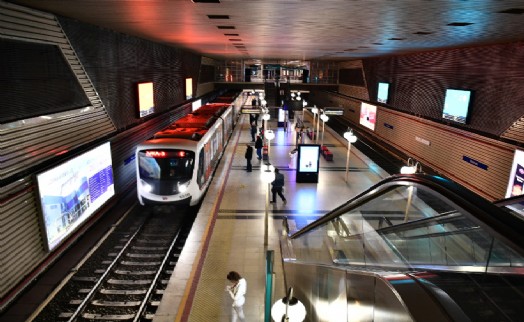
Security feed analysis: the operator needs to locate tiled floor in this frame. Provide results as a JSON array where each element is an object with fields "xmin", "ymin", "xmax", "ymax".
[{"xmin": 153, "ymin": 107, "xmax": 388, "ymax": 322}]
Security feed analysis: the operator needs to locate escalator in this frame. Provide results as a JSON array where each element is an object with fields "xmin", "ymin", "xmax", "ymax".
[{"xmin": 279, "ymin": 174, "xmax": 524, "ymax": 321}]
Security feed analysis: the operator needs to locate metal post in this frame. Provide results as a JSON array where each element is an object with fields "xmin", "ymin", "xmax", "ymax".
[
  {"xmin": 265, "ymin": 181, "xmax": 269, "ymax": 247},
  {"xmin": 321, "ymin": 119, "xmax": 325, "ymax": 147},
  {"xmin": 345, "ymin": 142, "xmax": 352, "ymax": 182},
  {"xmin": 316, "ymin": 113, "xmax": 320, "ymax": 144}
]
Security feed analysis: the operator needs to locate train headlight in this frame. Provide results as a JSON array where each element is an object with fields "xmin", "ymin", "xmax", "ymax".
[
  {"xmin": 141, "ymin": 180, "xmax": 152, "ymax": 193},
  {"xmin": 178, "ymin": 180, "xmax": 190, "ymax": 193}
]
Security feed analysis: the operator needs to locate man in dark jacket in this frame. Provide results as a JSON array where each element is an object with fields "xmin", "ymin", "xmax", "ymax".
[
  {"xmin": 254, "ymin": 135, "xmax": 263, "ymax": 160},
  {"xmin": 270, "ymin": 168, "xmax": 286, "ymax": 203},
  {"xmin": 245, "ymin": 144, "xmax": 253, "ymax": 172}
]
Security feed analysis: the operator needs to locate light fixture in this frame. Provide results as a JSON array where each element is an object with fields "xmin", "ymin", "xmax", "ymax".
[
  {"xmin": 320, "ymin": 114, "xmax": 329, "ymax": 147},
  {"xmin": 400, "ymin": 158, "xmax": 421, "ymax": 174},
  {"xmin": 261, "ymin": 163, "xmax": 275, "ymax": 247},
  {"xmin": 343, "ymin": 129, "xmax": 357, "ymax": 182},
  {"xmin": 271, "ymin": 287, "xmax": 306, "ymax": 322}
]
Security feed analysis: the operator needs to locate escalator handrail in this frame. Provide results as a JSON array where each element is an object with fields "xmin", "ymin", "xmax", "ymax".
[{"xmin": 289, "ymin": 173, "xmax": 524, "ymax": 257}]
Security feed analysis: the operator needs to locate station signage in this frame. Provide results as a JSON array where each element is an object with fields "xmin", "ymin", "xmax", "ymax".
[{"xmin": 322, "ymin": 108, "xmax": 344, "ymax": 115}]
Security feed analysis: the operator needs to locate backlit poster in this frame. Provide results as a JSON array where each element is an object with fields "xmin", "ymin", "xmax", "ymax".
[
  {"xmin": 359, "ymin": 103, "xmax": 377, "ymax": 131},
  {"xmin": 506, "ymin": 149, "xmax": 524, "ymax": 198},
  {"xmin": 138, "ymin": 82, "xmax": 154, "ymax": 117},
  {"xmin": 36, "ymin": 142, "xmax": 115, "ymax": 251}
]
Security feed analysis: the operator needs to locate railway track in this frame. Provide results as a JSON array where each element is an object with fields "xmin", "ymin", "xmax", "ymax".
[{"xmin": 32, "ymin": 204, "xmax": 195, "ymax": 322}]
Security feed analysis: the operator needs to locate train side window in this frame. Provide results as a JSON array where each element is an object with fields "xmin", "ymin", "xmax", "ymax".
[{"xmin": 198, "ymin": 148, "xmax": 205, "ymax": 186}]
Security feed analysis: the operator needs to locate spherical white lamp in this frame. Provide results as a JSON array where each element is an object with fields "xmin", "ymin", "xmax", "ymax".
[
  {"xmin": 265, "ymin": 129, "xmax": 275, "ymax": 141},
  {"xmin": 344, "ymin": 130, "xmax": 357, "ymax": 143},
  {"xmin": 400, "ymin": 158, "xmax": 420, "ymax": 174},
  {"xmin": 271, "ymin": 292, "xmax": 306, "ymax": 322},
  {"xmin": 262, "ymin": 113, "xmax": 271, "ymax": 121}
]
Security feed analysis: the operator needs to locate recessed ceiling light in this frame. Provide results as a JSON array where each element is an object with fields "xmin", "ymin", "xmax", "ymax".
[
  {"xmin": 388, "ymin": 37, "xmax": 405, "ymax": 40},
  {"xmin": 447, "ymin": 22, "xmax": 473, "ymax": 26},
  {"xmin": 498, "ymin": 8, "xmax": 524, "ymax": 14},
  {"xmin": 344, "ymin": 48, "xmax": 357, "ymax": 51},
  {"xmin": 192, "ymin": 0, "xmax": 220, "ymax": 3},
  {"xmin": 217, "ymin": 26, "xmax": 235, "ymax": 29},
  {"xmin": 413, "ymin": 31, "xmax": 433, "ymax": 35},
  {"xmin": 229, "ymin": 39, "xmax": 242, "ymax": 41},
  {"xmin": 224, "ymin": 33, "xmax": 239, "ymax": 36},
  {"xmin": 372, "ymin": 42, "xmax": 384, "ymax": 45},
  {"xmin": 207, "ymin": 15, "xmax": 229, "ymax": 19}
]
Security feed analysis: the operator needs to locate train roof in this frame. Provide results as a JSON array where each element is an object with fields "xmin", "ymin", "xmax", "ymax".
[
  {"xmin": 139, "ymin": 137, "xmax": 198, "ymax": 149},
  {"xmin": 153, "ymin": 103, "xmax": 230, "ymax": 141}
]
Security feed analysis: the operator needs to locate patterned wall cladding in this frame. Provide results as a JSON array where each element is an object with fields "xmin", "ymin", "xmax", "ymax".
[
  {"xmin": 0, "ymin": 38, "xmax": 90, "ymax": 123},
  {"xmin": 58, "ymin": 16, "xmax": 201, "ymax": 130},
  {"xmin": 363, "ymin": 42, "xmax": 524, "ymax": 139}
]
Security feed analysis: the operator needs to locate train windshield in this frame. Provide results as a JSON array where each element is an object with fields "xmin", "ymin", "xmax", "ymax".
[{"xmin": 138, "ymin": 149, "xmax": 195, "ymax": 181}]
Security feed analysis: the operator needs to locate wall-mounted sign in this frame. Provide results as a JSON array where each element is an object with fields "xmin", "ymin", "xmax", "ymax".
[
  {"xmin": 463, "ymin": 156, "xmax": 488, "ymax": 170},
  {"xmin": 241, "ymin": 108, "xmax": 261, "ymax": 114},
  {"xmin": 323, "ymin": 108, "xmax": 344, "ymax": 115},
  {"xmin": 415, "ymin": 136, "xmax": 430, "ymax": 146}
]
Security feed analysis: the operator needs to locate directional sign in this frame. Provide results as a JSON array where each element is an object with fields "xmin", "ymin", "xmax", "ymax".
[{"xmin": 323, "ymin": 108, "xmax": 344, "ymax": 115}]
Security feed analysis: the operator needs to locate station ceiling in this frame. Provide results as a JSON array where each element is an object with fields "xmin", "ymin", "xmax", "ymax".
[{"xmin": 8, "ymin": 0, "xmax": 524, "ymax": 61}]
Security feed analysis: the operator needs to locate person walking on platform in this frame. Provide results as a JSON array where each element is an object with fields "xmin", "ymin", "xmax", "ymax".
[
  {"xmin": 245, "ymin": 144, "xmax": 253, "ymax": 172},
  {"xmin": 250, "ymin": 122, "xmax": 257, "ymax": 142},
  {"xmin": 255, "ymin": 135, "xmax": 263, "ymax": 160},
  {"xmin": 270, "ymin": 168, "xmax": 286, "ymax": 204},
  {"xmin": 226, "ymin": 271, "xmax": 247, "ymax": 322}
]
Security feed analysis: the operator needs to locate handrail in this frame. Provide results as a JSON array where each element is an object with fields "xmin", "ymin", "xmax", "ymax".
[{"xmin": 290, "ymin": 174, "xmax": 524, "ymax": 257}]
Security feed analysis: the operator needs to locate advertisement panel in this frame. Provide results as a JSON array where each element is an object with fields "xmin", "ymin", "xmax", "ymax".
[
  {"xmin": 36, "ymin": 142, "xmax": 115, "ymax": 251},
  {"xmin": 359, "ymin": 102, "xmax": 377, "ymax": 131},
  {"xmin": 296, "ymin": 144, "xmax": 320, "ymax": 183},
  {"xmin": 506, "ymin": 149, "xmax": 524, "ymax": 198}
]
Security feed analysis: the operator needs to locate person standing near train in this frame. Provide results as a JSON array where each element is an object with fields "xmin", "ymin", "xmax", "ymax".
[
  {"xmin": 245, "ymin": 144, "xmax": 253, "ymax": 172},
  {"xmin": 254, "ymin": 135, "xmax": 263, "ymax": 160}
]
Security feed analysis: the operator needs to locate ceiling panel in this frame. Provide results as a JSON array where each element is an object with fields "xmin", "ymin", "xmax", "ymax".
[{"xmin": 7, "ymin": 0, "xmax": 524, "ymax": 60}]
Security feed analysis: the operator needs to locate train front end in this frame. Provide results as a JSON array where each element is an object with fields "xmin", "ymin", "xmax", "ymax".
[{"xmin": 136, "ymin": 145, "xmax": 196, "ymax": 206}]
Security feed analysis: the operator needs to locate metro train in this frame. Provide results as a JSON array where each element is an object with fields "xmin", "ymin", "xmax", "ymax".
[{"xmin": 136, "ymin": 98, "xmax": 241, "ymax": 206}]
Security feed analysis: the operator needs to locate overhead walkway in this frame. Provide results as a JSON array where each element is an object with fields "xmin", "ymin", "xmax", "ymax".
[{"xmin": 280, "ymin": 174, "xmax": 524, "ymax": 322}]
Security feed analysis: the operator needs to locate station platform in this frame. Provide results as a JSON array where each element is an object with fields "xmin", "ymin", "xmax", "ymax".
[{"xmin": 152, "ymin": 108, "xmax": 390, "ymax": 321}]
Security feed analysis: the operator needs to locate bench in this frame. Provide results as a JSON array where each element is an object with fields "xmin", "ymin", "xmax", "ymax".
[{"xmin": 321, "ymin": 146, "xmax": 333, "ymax": 161}]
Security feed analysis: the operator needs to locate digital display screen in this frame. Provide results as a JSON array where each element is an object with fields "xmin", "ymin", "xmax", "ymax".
[
  {"xmin": 138, "ymin": 82, "xmax": 154, "ymax": 117},
  {"xmin": 36, "ymin": 142, "xmax": 115, "ymax": 251},
  {"xmin": 506, "ymin": 150, "xmax": 524, "ymax": 198},
  {"xmin": 298, "ymin": 145, "xmax": 320, "ymax": 173},
  {"xmin": 377, "ymin": 82, "xmax": 390, "ymax": 103},
  {"xmin": 359, "ymin": 102, "xmax": 377, "ymax": 131},
  {"xmin": 442, "ymin": 89, "xmax": 471, "ymax": 124}
]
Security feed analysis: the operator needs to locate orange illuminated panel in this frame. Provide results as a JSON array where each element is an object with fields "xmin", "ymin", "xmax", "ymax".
[
  {"xmin": 145, "ymin": 150, "xmax": 167, "ymax": 158},
  {"xmin": 138, "ymin": 82, "xmax": 154, "ymax": 117},
  {"xmin": 186, "ymin": 78, "xmax": 193, "ymax": 99}
]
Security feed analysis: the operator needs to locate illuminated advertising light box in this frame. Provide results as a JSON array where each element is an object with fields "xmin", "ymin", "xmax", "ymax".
[
  {"xmin": 442, "ymin": 89, "xmax": 472, "ymax": 124},
  {"xmin": 192, "ymin": 99, "xmax": 202, "ymax": 111},
  {"xmin": 137, "ymin": 82, "xmax": 155, "ymax": 118},
  {"xmin": 36, "ymin": 142, "xmax": 115, "ymax": 251},
  {"xmin": 186, "ymin": 78, "xmax": 193, "ymax": 99},
  {"xmin": 359, "ymin": 102, "xmax": 377, "ymax": 131},
  {"xmin": 377, "ymin": 82, "xmax": 390, "ymax": 104},
  {"xmin": 505, "ymin": 149, "xmax": 524, "ymax": 198},
  {"xmin": 296, "ymin": 144, "xmax": 320, "ymax": 183}
]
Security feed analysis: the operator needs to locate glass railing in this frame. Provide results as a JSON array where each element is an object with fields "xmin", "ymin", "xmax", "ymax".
[{"xmin": 286, "ymin": 174, "xmax": 524, "ymax": 274}]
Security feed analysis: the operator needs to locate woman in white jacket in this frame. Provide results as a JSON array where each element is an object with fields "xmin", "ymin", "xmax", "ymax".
[{"xmin": 226, "ymin": 271, "xmax": 247, "ymax": 322}]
